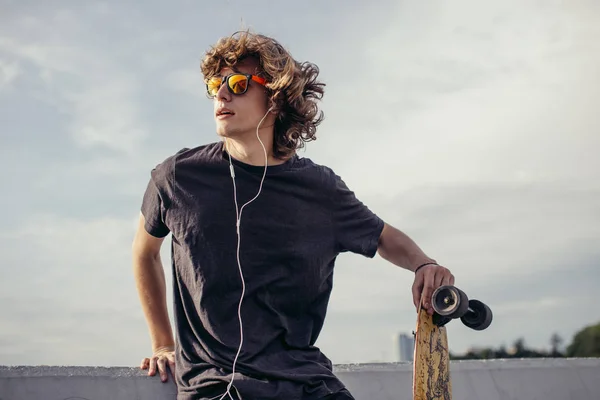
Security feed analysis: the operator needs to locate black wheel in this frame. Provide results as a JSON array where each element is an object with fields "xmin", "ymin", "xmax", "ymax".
[
  {"xmin": 461, "ymin": 299, "xmax": 493, "ymax": 330},
  {"xmin": 432, "ymin": 285, "xmax": 469, "ymax": 318}
]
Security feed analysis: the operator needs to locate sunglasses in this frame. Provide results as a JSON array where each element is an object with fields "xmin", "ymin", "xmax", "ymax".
[{"xmin": 206, "ymin": 73, "xmax": 267, "ymax": 98}]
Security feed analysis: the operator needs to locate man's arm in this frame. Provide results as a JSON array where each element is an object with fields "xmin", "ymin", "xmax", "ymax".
[
  {"xmin": 377, "ymin": 222, "xmax": 454, "ymax": 314},
  {"xmin": 376, "ymin": 223, "xmax": 436, "ymax": 271},
  {"xmin": 132, "ymin": 213, "xmax": 175, "ymax": 382}
]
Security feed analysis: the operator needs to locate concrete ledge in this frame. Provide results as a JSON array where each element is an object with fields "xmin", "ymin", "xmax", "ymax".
[{"xmin": 1, "ymin": 358, "xmax": 599, "ymax": 399}]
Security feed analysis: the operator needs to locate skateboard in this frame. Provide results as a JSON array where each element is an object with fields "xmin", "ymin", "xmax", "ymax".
[{"xmin": 412, "ymin": 285, "xmax": 493, "ymax": 400}]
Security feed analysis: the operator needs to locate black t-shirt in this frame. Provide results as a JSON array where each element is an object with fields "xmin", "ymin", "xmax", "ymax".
[{"xmin": 141, "ymin": 141, "xmax": 384, "ymax": 400}]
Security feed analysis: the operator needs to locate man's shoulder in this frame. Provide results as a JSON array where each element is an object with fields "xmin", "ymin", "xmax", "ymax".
[
  {"xmin": 172, "ymin": 141, "xmax": 222, "ymax": 165},
  {"xmin": 149, "ymin": 141, "xmax": 222, "ymax": 182},
  {"xmin": 297, "ymin": 153, "xmax": 342, "ymax": 174},
  {"xmin": 292, "ymin": 155, "xmax": 340, "ymax": 187},
  {"xmin": 157, "ymin": 141, "xmax": 222, "ymax": 167}
]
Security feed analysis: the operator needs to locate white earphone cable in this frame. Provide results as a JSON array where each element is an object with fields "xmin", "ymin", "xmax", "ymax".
[{"xmin": 220, "ymin": 107, "xmax": 272, "ymax": 400}]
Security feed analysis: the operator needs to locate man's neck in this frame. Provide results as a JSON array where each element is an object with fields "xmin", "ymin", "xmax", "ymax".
[{"xmin": 223, "ymin": 135, "xmax": 287, "ymax": 166}]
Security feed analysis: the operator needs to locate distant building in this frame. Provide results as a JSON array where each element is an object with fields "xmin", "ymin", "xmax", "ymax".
[{"xmin": 395, "ymin": 333, "xmax": 415, "ymax": 362}]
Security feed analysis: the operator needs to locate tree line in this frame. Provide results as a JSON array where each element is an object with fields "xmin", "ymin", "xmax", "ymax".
[{"xmin": 450, "ymin": 321, "xmax": 600, "ymax": 360}]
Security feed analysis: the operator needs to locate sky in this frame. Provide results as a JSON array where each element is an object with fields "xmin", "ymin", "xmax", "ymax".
[{"xmin": 1, "ymin": 0, "xmax": 599, "ymax": 367}]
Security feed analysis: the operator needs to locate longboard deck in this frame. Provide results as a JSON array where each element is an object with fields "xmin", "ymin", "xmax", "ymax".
[{"xmin": 412, "ymin": 307, "xmax": 452, "ymax": 400}]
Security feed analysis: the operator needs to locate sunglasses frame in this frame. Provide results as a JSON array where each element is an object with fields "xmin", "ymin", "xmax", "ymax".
[{"xmin": 206, "ymin": 73, "xmax": 267, "ymax": 98}]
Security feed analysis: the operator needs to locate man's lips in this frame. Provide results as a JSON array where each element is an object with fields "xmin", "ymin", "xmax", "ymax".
[{"xmin": 216, "ymin": 107, "xmax": 235, "ymax": 118}]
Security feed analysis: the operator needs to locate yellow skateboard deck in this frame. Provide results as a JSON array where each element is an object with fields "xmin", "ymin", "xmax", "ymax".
[{"xmin": 412, "ymin": 306, "xmax": 451, "ymax": 400}]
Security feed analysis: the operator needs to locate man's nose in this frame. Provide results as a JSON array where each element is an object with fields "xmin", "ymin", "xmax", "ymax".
[{"xmin": 216, "ymin": 80, "xmax": 231, "ymax": 101}]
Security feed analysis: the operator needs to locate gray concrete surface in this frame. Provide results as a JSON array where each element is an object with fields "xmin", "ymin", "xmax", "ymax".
[{"xmin": 1, "ymin": 358, "xmax": 598, "ymax": 399}]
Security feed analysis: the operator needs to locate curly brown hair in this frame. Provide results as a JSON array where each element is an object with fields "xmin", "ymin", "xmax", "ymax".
[{"xmin": 200, "ymin": 31, "xmax": 325, "ymax": 159}]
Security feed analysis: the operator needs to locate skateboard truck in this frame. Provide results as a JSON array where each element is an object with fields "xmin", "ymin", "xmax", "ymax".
[
  {"xmin": 432, "ymin": 313, "xmax": 452, "ymax": 328},
  {"xmin": 430, "ymin": 286, "xmax": 493, "ymax": 330}
]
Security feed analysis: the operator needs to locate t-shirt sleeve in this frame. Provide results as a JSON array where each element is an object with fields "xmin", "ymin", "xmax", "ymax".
[
  {"xmin": 140, "ymin": 159, "xmax": 174, "ymax": 238},
  {"xmin": 330, "ymin": 171, "xmax": 385, "ymax": 258}
]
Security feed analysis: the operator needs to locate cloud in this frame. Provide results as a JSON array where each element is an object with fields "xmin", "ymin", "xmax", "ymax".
[
  {"xmin": 0, "ymin": 58, "xmax": 20, "ymax": 90},
  {"xmin": 309, "ymin": 0, "xmax": 600, "ymax": 194},
  {"xmin": 165, "ymin": 67, "xmax": 206, "ymax": 99},
  {"xmin": 0, "ymin": 214, "xmax": 139, "ymax": 295},
  {"xmin": 0, "ymin": 10, "xmax": 149, "ymax": 155}
]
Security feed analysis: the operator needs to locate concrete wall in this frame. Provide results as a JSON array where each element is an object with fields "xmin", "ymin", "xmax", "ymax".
[{"xmin": 1, "ymin": 358, "xmax": 598, "ymax": 399}]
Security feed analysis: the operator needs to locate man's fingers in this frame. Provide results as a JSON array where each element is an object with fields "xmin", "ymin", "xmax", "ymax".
[
  {"xmin": 442, "ymin": 273, "xmax": 454, "ymax": 286},
  {"xmin": 140, "ymin": 358, "xmax": 149, "ymax": 370},
  {"xmin": 148, "ymin": 356, "xmax": 158, "ymax": 376},
  {"xmin": 421, "ymin": 270, "xmax": 435, "ymax": 310},
  {"xmin": 412, "ymin": 276, "xmax": 423, "ymax": 311},
  {"xmin": 411, "ymin": 265, "xmax": 456, "ymax": 316},
  {"xmin": 157, "ymin": 357, "xmax": 168, "ymax": 382},
  {"xmin": 435, "ymin": 271, "xmax": 446, "ymax": 288},
  {"xmin": 168, "ymin": 358, "xmax": 176, "ymax": 379}
]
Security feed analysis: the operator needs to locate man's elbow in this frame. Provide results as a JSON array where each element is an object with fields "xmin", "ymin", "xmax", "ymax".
[{"xmin": 376, "ymin": 222, "xmax": 394, "ymax": 259}]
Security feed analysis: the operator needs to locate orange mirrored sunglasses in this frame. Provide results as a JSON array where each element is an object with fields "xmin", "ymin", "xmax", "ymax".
[{"xmin": 206, "ymin": 73, "xmax": 267, "ymax": 98}]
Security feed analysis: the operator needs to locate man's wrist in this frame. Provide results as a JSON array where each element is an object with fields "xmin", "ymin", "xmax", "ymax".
[
  {"xmin": 152, "ymin": 344, "xmax": 175, "ymax": 354},
  {"xmin": 412, "ymin": 260, "xmax": 438, "ymax": 274}
]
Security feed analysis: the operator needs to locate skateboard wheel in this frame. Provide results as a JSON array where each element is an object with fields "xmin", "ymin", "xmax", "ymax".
[
  {"xmin": 432, "ymin": 285, "xmax": 469, "ymax": 318},
  {"xmin": 461, "ymin": 299, "xmax": 493, "ymax": 330}
]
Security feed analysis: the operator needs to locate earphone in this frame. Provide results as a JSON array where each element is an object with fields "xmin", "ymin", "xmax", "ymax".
[{"xmin": 220, "ymin": 106, "xmax": 274, "ymax": 400}]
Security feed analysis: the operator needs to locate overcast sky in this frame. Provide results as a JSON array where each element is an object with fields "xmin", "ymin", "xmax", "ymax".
[{"xmin": 1, "ymin": 0, "xmax": 599, "ymax": 367}]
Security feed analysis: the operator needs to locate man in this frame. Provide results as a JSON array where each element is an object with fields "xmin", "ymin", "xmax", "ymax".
[{"xmin": 132, "ymin": 31, "xmax": 454, "ymax": 400}]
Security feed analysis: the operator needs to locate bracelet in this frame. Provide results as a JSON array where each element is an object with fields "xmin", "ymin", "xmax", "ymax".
[{"xmin": 414, "ymin": 262, "xmax": 438, "ymax": 274}]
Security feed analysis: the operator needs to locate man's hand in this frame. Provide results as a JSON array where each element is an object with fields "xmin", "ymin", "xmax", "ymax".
[
  {"xmin": 140, "ymin": 346, "xmax": 175, "ymax": 383},
  {"xmin": 412, "ymin": 264, "xmax": 455, "ymax": 315}
]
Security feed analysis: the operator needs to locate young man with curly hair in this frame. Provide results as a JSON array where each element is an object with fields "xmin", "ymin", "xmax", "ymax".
[{"xmin": 132, "ymin": 31, "xmax": 455, "ymax": 400}]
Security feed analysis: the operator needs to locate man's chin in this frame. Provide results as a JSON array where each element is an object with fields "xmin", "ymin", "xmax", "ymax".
[
  {"xmin": 216, "ymin": 127, "xmax": 247, "ymax": 139},
  {"xmin": 215, "ymin": 129, "xmax": 233, "ymax": 138}
]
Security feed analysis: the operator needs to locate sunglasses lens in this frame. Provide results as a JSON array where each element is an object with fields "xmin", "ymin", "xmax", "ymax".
[
  {"xmin": 228, "ymin": 74, "xmax": 248, "ymax": 94},
  {"xmin": 207, "ymin": 77, "xmax": 222, "ymax": 97}
]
